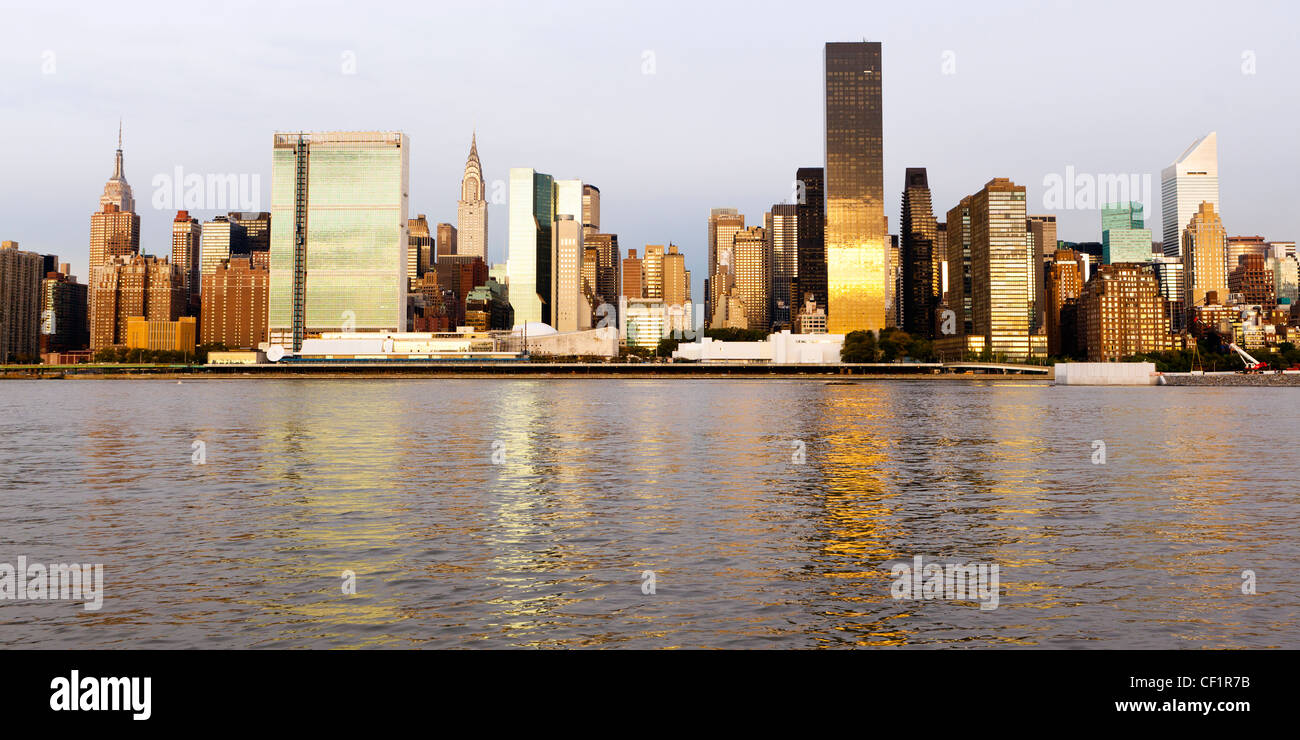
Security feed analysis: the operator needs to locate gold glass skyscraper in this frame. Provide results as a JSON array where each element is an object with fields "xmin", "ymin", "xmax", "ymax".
[{"xmin": 824, "ymin": 41, "xmax": 887, "ymax": 334}]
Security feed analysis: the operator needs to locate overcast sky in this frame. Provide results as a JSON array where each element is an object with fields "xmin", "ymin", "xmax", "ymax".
[{"xmin": 2, "ymin": 0, "xmax": 1296, "ymax": 297}]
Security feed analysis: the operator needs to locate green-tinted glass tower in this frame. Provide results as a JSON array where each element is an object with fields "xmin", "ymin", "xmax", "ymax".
[{"xmin": 268, "ymin": 131, "xmax": 409, "ymax": 351}]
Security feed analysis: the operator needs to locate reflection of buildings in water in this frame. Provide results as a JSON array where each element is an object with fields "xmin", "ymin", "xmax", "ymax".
[
  {"xmin": 479, "ymin": 380, "xmax": 604, "ymax": 642},
  {"xmin": 250, "ymin": 381, "xmax": 413, "ymax": 637},
  {"xmin": 807, "ymin": 384, "xmax": 913, "ymax": 645}
]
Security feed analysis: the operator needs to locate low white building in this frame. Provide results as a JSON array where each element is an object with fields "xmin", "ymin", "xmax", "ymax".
[
  {"xmin": 524, "ymin": 326, "xmax": 619, "ymax": 358},
  {"xmin": 672, "ymin": 330, "xmax": 844, "ymax": 364},
  {"xmin": 1054, "ymin": 362, "xmax": 1159, "ymax": 386},
  {"xmin": 277, "ymin": 329, "xmax": 522, "ymax": 361}
]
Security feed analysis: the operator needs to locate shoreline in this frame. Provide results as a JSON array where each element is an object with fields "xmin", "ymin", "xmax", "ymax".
[{"xmin": 2, "ymin": 362, "xmax": 1054, "ymax": 381}]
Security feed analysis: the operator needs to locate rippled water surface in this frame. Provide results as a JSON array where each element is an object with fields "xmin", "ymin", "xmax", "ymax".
[{"xmin": 2, "ymin": 378, "xmax": 1297, "ymax": 648}]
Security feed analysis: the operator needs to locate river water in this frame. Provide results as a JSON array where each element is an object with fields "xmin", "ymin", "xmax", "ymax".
[{"xmin": 2, "ymin": 378, "xmax": 1296, "ymax": 648}]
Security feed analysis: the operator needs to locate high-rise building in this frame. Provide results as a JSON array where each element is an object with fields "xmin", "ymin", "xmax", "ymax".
[
  {"xmin": 706, "ymin": 208, "xmax": 744, "ymax": 327},
  {"xmin": 795, "ymin": 167, "xmax": 826, "ymax": 315},
  {"xmin": 663, "ymin": 245, "xmax": 689, "ymax": 306},
  {"xmin": 89, "ymin": 255, "xmax": 185, "ymax": 350},
  {"xmin": 555, "ymin": 179, "xmax": 584, "ymax": 221},
  {"xmin": 969, "ymin": 178, "xmax": 1041, "ymax": 360},
  {"xmin": 1268, "ymin": 254, "xmax": 1299, "ymax": 305},
  {"xmin": 89, "ymin": 127, "xmax": 141, "ymax": 272},
  {"xmin": 171, "ymin": 211, "xmax": 201, "ymax": 312},
  {"xmin": 99, "ymin": 124, "xmax": 136, "ymax": 213},
  {"xmin": 0, "ymin": 241, "xmax": 44, "ymax": 362},
  {"xmin": 901, "ymin": 168, "xmax": 939, "ymax": 337},
  {"xmin": 585, "ymin": 232, "xmax": 620, "ymax": 311},
  {"xmin": 40, "ymin": 269, "xmax": 86, "ymax": 352},
  {"xmin": 89, "ymin": 203, "xmax": 141, "ymax": 271},
  {"xmin": 1045, "ymin": 249, "xmax": 1085, "ymax": 357},
  {"xmin": 268, "ymin": 132, "xmax": 410, "ymax": 350},
  {"xmin": 465, "ymin": 279, "xmax": 513, "ymax": 330},
  {"xmin": 551, "ymin": 215, "xmax": 589, "ymax": 332},
  {"xmin": 456, "ymin": 134, "xmax": 488, "ymax": 260},
  {"xmin": 437, "ymin": 223, "xmax": 458, "ymax": 257},
  {"xmin": 935, "ymin": 221, "xmax": 949, "ymax": 300},
  {"xmin": 408, "ymin": 215, "xmax": 434, "ymax": 281},
  {"xmin": 582, "ymin": 184, "xmax": 601, "ymax": 239},
  {"xmin": 200, "ymin": 215, "xmax": 247, "ymax": 279},
  {"xmin": 228, "ymin": 212, "xmax": 271, "ymax": 254},
  {"xmin": 1181, "ymin": 201, "xmax": 1228, "ymax": 314},
  {"xmin": 581, "ymin": 245, "xmax": 599, "ymax": 316},
  {"xmin": 1226, "ymin": 236, "xmax": 1269, "ymax": 276},
  {"xmin": 945, "ymin": 197, "xmax": 974, "ymax": 335},
  {"xmin": 40, "ymin": 268, "xmax": 89, "ymax": 356},
  {"xmin": 1228, "ymin": 253, "xmax": 1275, "ymax": 306},
  {"xmin": 769, "ymin": 204, "xmax": 798, "ymax": 328},
  {"xmin": 1161, "ymin": 132, "xmax": 1219, "ymax": 257},
  {"xmin": 1101, "ymin": 202, "xmax": 1153, "ymax": 264},
  {"xmin": 1026, "ymin": 214, "xmax": 1057, "ymax": 332},
  {"xmin": 200, "ymin": 257, "xmax": 269, "ymax": 349},
  {"xmin": 733, "ymin": 226, "xmax": 770, "ymax": 331},
  {"xmin": 622, "ymin": 248, "xmax": 643, "ymax": 300},
  {"xmin": 507, "ymin": 168, "xmax": 555, "ymax": 326},
  {"xmin": 643, "ymin": 244, "xmax": 665, "ymax": 300},
  {"xmin": 1079, "ymin": 262, "xmax": 1171, "ymax": 362},
  {"xmin": 1151, "ymin": 256, "xmax": 1187, "ymax": 334},
  {"xmin": 1268, "ymin": 241, "xmax": 1296, "ymax": 259},
  {"xmin": 824, "ymin": 41, "xmax": 887, "ymax": 334},
  {"xmin": 1101, "ymin": 202, "xmax": 1144, "ymax": 232},
  {"xmin": 434, "ymin": 255, "xmax": 489, "ymax": 328}
]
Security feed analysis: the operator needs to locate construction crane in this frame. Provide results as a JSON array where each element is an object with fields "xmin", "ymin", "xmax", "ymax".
[{"xmin": 1227, "ymin": 343, "xmax": 1269, "ymax": 373}]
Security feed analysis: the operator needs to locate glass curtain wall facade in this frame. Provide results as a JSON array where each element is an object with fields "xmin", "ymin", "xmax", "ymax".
[
  {"xmin": 507, "ymin": 168, "xmax": 555, "ymax": 326},
  {"xmin": 824, "ymin": 41, "xmax": 886, "ymax": 334},
  {"xmin": 269, "ymin": 131, "xmax": 409, "ymax": 349}
]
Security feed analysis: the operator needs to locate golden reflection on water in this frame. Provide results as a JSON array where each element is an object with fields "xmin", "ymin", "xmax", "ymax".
[{"xmin": 22, "ymin": 379, "xmax": 1299, "ymax": 648}]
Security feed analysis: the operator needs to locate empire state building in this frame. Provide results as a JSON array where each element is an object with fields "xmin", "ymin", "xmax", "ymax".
[
  {"xmin": 90, "ymin": 124, "xmax": 141, "ymax": 269},
  {"xmin": 100, "ymin": 124, "xmax": 136, "ymax": 213}
]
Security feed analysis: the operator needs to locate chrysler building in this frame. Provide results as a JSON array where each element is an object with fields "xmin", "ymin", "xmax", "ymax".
[{"xmin": 457, "ymin": 133, "xmax": 488, "ymax": 260}]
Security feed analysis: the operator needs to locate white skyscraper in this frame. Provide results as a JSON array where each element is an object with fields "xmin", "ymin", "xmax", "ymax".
[
  {"xmin": 1161, "ymin": 132, "xmax": 1219, "ymax": 258},
  {"xmin": 554, "ymin": 179, "xmax": 584, "ymax": 222}
]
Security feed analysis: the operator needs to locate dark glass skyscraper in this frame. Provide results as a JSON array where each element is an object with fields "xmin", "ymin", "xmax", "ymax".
[
  {"xmin": 900, "ymin": 167, "xmax": 939, "ymax": 337},
  {"xmin": 795, "ymin": 166, "xmax": 826, "ymax": 312},
  {"xmin": 824, "ymin": 41, "xmax": 886, "ymax": 334}
]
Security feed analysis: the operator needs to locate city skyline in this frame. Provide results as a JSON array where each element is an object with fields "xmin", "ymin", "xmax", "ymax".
[{"xmin": 3, "ymin": 1, "xmax": 1297, "ymax": 303}]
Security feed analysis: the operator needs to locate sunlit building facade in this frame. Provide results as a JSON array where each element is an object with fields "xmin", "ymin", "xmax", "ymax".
[
  {"xmin": 901, "ymin": 168, "xmax": 939, "ymax": 337},
  {"xmin": 1161, "ymin": 132, "xmax": 1218, "ymax": 257},
  {"xmin": 269, "ymin": 131, "xmax": 410, "ymax": 351},
  {"xmin": 1181, "ymin": 201, "xmax": 1228, "ymax": 313},
  {"xmin": 456, "ymin": 134, "xmax": 488, "ymax": 260},
  {"xmin": 969, "ymin": 178, "xmax": 1041, "ymax": 360},
  {"xmin": 824, "ymin": 41, "xmax": 887, "ymax": 334},
  {"xmin": 507, "ymin": 168, "xmax": 555, "ymax": 326},
  {"xmin": 733, "ymin": 226, "xmax": 770, "ymax": 331},
  {"xmin": 768, "ymin": 204, "xmax": 798, "ymax": 328},
  {"xmin": 1080, "ymin": 262, "xmax": 1171, "ymax": 361}
]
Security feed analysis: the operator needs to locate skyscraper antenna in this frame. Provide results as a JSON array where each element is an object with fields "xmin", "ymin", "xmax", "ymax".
[{"xmin": 118, "ymin": 119, "xmax": 122, "ymax": 150}]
